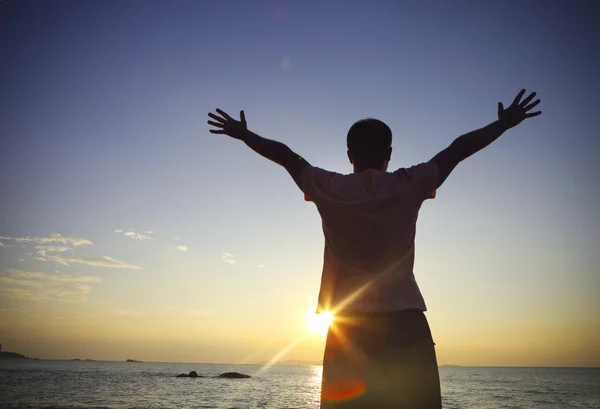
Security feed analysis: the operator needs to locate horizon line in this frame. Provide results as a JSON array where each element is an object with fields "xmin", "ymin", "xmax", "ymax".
[{"xmin": 5, "ymin": 357, "xmax": 599, "ymax": 369}]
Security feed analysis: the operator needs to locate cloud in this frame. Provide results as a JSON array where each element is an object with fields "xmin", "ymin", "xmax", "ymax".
[
  {"xmin": 172, "ymin": 236, "xmax": 180, "ymax": 240},
  {"xmin": 8, "ymin": 269, "xmax": 100, "ymax": 283},
  {"xmin": 114, "ymin": 229, "xmax": 152, "ymax": 240},
  {"xmin": 222, "ymin": 253, "xmax": 235, "ymax": 264},
  {"xmin": 0, "ymin": 288, "xmax": 37, "ymax": 300},
  {"xmin": 45, "ymin": 282, "xmax": 92, "ymax": 301},
  {"xmin": 0, "ymin": 242, "xmax": 4, "ymax": 247},
  {"xmin": 36, "ymin": 246, "xmax": 71, "ymax": 252},
  {"xmin": 124, "ymin": 231, "xmax": 150, "ymax": 240},
  {"xmin": 17, "ymin": 258, "xmax": 25, "ymax": 262},
  {"xmin": 0, "ymin": 270, "xmax": 97, "ymax": 302},
  {"xmin": 36, "ymin": 254, "xmax": 141, "ymax": 269},
  {"xmin": 123, "ymin": 231, "xmax": 150, "ymax": 240},
  {"xmin": 176, "ymin": 245, "xmax": 188, "ymax": 252},
  {"xmin": 0, "ymin": 234, "xmax": 92, "ymax": 247},
  {"xmin": 36, "ymin": 245, "xmax": 71, "ymax": 256},
  {"xmin": 1, "ymin": 234, "xmax": 139, "ymax": 270},
  {"xmin": 258, "ymin": 264, "xmax": 267, "ymax": 269},
  {"xmin": 280, "ymin": 55, "xmax": 292, "ymax": 70},
  {"xmin": 0, "ymin": 276, "xmax": 43, "ymax": 287}
]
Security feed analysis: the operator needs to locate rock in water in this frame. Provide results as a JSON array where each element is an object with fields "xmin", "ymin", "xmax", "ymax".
[
  {"xmin": 218, "ymin": 372, "xmax": 251, "ymax": 379},
  {"xmin": 176, "ymin": 370, "xmax": 200, "ymax": 378}
]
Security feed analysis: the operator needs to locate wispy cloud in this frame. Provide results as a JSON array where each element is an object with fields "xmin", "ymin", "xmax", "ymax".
[
  {"xmin": 258, "ymin": 264, "xmax": 267, "ymax": 269},
  {"xmin": 0, "ymin": 276, "xmax": 43, "ymax": 287},
  {"xmin": 280, "ymin": 55, "xmax": 292, "ymax": 70},
  {"xmin": 36, "ymin": 254, "xmax": 141, "ymax": 269},
  {"xmin": 115, "ymin": 229, "xmax": 152, "ymax": 240},
  {"xmin": 36, "ymin": 245, "xmax": 71, "ymax": 256},
  {"xmin": 222, "ymin": 253, "xmax": 235, "ymax": 264},
  {"xmin": 0, "ymin": 288, "xmax": 37, "ymax": 300},
  {"xmin": 176, "ymin": 246, "xmax": 188, "ymax": 252},
  {"xmin": 8, "ymin": 269, "xmax": 101, "ymax": 283},
  {"xmin": 0, "ymin": 269, "xmax": 98, "ymax": 302},
  {"xmin": 172, "ymin": 236, "xmax": 180, "ymax": 240},
  {"xmin": 0, "ymin": 234, "xmax": 140, "ymax": 270},
  {"xmin": 45, "ymin": 282, "xmax": 92, "ymax": 302},
  {"xmin": 0, "ymin": 234, "xmax": 92, "ymax": 247},
  {"xmin": 124, "ymin": 231, "xmax": 150, "ymax": 240},
  {"xmin": 36, "ymin": 246, "xmax": 70, "ymax": 252}
]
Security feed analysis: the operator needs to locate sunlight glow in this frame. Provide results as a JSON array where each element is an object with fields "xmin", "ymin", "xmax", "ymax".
[
  {"xmin": 259, "ymin": 333, "xmax": 310, "ymax": 372},
  {"xmin": 308, "ymin": 310, "xmax": 334, "ymax": 336}
]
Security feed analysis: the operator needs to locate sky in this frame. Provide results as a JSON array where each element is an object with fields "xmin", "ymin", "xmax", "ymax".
[{"xmin": 0, "ymin": 0, "xmax": 598, "ymax": 367}]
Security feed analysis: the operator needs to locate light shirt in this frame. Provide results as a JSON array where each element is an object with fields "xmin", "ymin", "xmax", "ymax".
[{"xmin": 301, "ymin": 161, "xmax": 438, "ymax": 313}]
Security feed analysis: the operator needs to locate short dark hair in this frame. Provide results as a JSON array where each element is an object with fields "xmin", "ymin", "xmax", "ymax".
[{"xmin": 346, "ymin": 118, "xmax": 392, "ymax": 164}]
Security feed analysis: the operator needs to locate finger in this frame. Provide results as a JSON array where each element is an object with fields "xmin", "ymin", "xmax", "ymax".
[
  {"xmin": 240, "ymin": 110, "xmax": 246, "ymax": 124},
  {"xmin": 513, "ymin": 89, "xmax": 526, "ymax": 105},
  {"xmin": 216, "ymin": 108, "xmax": 233, "ymax": 121},
  {"xmin": 524, "ymin": 99, "xmax": 540, "ymax": 111},
  {"xmin": 519, "ymin": 92, "xmax": 536, "ymax": 107},
  {"xmin": 208, "ymin": 113, "xmax": 226, "ymax": 123},
  {"xmin": 498, "ymin": 102, "xmax": 504, "ymax": 114},
  {"xmin": 207, "ymin": 120, "xmax": 224, "ymax": 128},
  {"xmin": 209, "ymin": 129, "xmax": 226, "ymax": 134},
  {"xmin": 525, "ymin": 111, "xmax": 542, "ymax": 118}
]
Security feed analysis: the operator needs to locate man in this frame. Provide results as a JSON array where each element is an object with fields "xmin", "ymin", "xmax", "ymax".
[{"xmin": 207, "ymin": 89, "xmax": 541, "ymax": 408}]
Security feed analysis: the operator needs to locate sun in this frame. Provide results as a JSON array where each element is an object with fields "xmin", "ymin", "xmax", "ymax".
[{"xmin": 307, "ymin": 310, "xmax": 334, "ymax": 336}]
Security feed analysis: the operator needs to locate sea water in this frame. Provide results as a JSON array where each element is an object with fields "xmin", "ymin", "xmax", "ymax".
[{"xmin": 1, "ymin": 360, "xmax": 599, "ymax": 408}]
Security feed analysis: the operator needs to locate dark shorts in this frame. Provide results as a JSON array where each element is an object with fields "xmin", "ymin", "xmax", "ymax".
[{"xmin": 320, "ymin": 309, "xmax": 441, "ymax": 409}]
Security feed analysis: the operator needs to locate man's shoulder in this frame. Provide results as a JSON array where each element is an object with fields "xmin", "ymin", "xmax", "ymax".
[
  {"xmin": 392, "ymin": 161, "xmax": 438, "ymax": 180},
  {"xmin": 302, "ymin": 165, "xmax": 345, "ymax": 176},
  {"xmin": 390, "ymin": 161, "xmax": 439, "ymax": 200},
  {"xmin": 301, "ymin": 166, "xmax": 348, "ymax": 184},
  {"xmin": 301, "ymin": 166, "xmax": 359, "ymax": 202}
]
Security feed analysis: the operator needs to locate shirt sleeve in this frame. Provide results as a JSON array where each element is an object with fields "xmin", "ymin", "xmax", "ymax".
[
  {"xmin": 300, "ymin": 166, "xmax": 335, "ymax": 203},
  {"xmin": 394, "ymin": 161, "xmax": 439, "ymax": 201}
]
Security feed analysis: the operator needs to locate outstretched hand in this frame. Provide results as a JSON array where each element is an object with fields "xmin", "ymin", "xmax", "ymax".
[
  {"xmin": 207, "ymin": 109, "xmax": 248, "ymax": 140},
  {"xmin": 497, "ymin": 89, "xmax": 542, "ymax": 129}
]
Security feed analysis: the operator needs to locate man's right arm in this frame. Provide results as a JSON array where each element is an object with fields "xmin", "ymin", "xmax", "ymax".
[
  {"xmin": 431, "ymin": 120, "xmax": 509, "ymax": 189},
  {"xmin": 430, "ymin": 89, "xmax": 541, "ymax": 189}
]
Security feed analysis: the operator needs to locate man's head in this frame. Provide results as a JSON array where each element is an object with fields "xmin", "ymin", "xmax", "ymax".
[{"xmin": 346, "ymin": 118, "xmax": 392, "ymax": 171}]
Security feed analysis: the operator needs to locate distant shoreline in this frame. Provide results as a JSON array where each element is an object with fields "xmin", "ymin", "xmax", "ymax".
[
  {"xmin": 1, "ymin": 353, "xmax": 597, "ymax": 369},
  {"xmin": 0, "ymin": 351, "xmax": 38, "ymax": 360}
]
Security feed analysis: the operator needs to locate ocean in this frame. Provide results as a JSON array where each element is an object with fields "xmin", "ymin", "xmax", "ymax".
[{"xmin": 1, "ymin": 360, "xmax": 599, "ymax": 409}]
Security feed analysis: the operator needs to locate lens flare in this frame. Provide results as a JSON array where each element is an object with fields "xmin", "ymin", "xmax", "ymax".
[{"xmin": 308, "ymin": 310, "xmax": 334, "ymax": 336}]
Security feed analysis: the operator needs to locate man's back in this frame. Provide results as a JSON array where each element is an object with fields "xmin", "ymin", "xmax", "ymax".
[
  {"xmin": 207, "ymin": 89, "xmax": 541, "ymax": 409},
  {"xmin": 301, "ymin": 162, "xmax": 438, "ymax": 313}
]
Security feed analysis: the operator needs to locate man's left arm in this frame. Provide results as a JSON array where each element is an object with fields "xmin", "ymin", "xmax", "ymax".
[{"xmin": 207, "ymin": 108, "xmax": 310, "ymax": 189}]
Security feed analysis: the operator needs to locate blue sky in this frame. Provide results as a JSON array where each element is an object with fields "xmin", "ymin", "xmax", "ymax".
[{"xmin": 0, "ymin": 0, "xmax": 598, "ymax": 366}]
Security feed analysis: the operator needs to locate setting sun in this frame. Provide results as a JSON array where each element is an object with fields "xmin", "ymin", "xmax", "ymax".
[{"xmin": 307, "ymin": 311, "xmax": 334, "ymax": 336}]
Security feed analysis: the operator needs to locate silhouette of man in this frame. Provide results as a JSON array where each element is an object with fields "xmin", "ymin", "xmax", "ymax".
[{"xmin": 208, "ymin": 89, "xmax": 541, "ymax": 408}]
